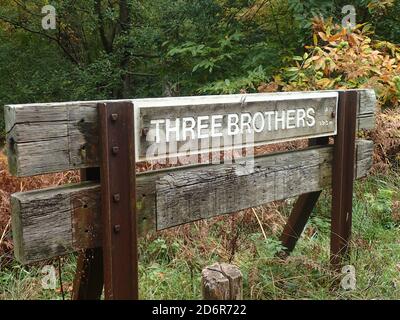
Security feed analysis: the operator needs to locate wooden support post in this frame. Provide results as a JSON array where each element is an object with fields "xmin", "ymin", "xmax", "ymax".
[
  {"xmin": 99, "ymin": 102, "xmax": 138, "ymax": 300},
  {"xmin": 201, "ymin": 263, "xmax": 243, "ymax": 300},
  {"xmin": 330, "ymin": 91, "xmax": 358, "ymax": 268},
  {"xmin": 280, "ymin": 191, "xmax": 322, "ymax": 255},
  {"xmin": 72, "ymin": 168, "xmax": 103, "ymax": 300},
  {"xmin": 279, "ymin": 137, "xmax": 329, "ymax": 255}
]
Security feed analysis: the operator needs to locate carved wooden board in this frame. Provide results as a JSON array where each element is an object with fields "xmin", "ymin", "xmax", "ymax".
[
  {"xmin": 137, "ymin": 91, "xmax": 338, "ymax": 160},
  {"xmin": 4, "ymin": 90, "xmax": 376, "ymax": 177}
]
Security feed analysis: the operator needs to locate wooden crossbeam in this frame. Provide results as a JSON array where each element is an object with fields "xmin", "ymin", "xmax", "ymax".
[
  {"xmin": 11, "ymin": 140, "xmax": 373, "ymax": 264},
  {"xmin": 5, "ymin": 90, "xmax": 376, "ymax": 177}
]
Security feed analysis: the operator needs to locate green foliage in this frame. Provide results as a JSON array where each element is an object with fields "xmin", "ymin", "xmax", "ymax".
[
  {"xmin": 287, "ymin": 0, "xmax": 396, "ymax": 45},
  {"xmin": 372, "ymin": 1, "xmax": 400, "ymax": 43},
  {"xmin": 199, "ymin": 66, "xmax": 269, "ymax": 94},
  {"xmin": 152, "ymin": 0, "xmax": 298, "ymax": 95},
  {"xmin": 250, "ymin": 235, "xmax": 286, "ymax": 258},
  {"xmin": 1, "ymin": 0, "xmax": 400, "ymax": 301},
  {"xmin": 1, "ymin": 0, "xmax": 400, "ymax": 145},
  {"xmin": 262, "ymin": 19, "xmax": 400, "ymax": 108},
  {"xmin": 365, "ymin": 185, "xmax": 395, "ymax": 229}
]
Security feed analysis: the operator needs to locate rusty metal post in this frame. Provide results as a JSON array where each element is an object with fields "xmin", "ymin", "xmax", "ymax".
[
  {"xmin": 72, "ymin": 168, "xmax": 104, "ymax": 300},
  {"xmin": 279, "ymin": 137, "xmax": 329, "ymax": 255},
  {"xmin": 72, "ymin": 248, "xmax": 103, "ymax": 300},
  {"xmin": 99, "ymin": 102, "xmax": 138, "ymax": 300},
  {"xmin": 330, "ymin": 91, "xmax": 358, "ymax": 268}
]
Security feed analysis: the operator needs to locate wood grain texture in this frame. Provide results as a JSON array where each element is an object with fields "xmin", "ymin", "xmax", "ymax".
[
  {"xmin": 201, "ymin": 263, "xmax": 243, "ymax": 300},
  {"xmin": 11, "ymin": 182, "xmax": 100, "ymax": 264},
  {"xmin": 11, "ymin": 140, "xmax": 373, "ymax": 264},
  {"xmin": 356, "ymin": 89, "xmax": 376, "ymax": 130},
  {"xmin": 156, "ymin": 146, "xmax": 332, "ymax": 229},
  {"xmin": 155, "ymin": 139, "xmax": 373, "ymax": 229},
  {"xmin": 5, "ymin": 90, "xmax": 376, "ymax": 177}
]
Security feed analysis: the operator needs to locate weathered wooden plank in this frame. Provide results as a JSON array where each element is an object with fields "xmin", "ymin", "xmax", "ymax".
[
  {"xmin": 11, "ymin": 182, "xmax": 100, "ymax": 264},
  {"xmin": 357, "ymin": 89, "xmax": 377, "ymax": 130},
  {"xmin": 5, "ymin": 90, "xmax": 376, "ymax": 177},
  {"xmin": 155, "ymin": 147, "xmax": 332, "ymax": 229},
  {"xmin": 11, "ymin": 140, "xmax": 373, "ymax": 264},
  {"xmin": 355, "ymin": 138, "xmax": 374, "ymax": 179},
  {"xmin": 138, "ymin": 91, "xmax": 339, "ymax": 160}
]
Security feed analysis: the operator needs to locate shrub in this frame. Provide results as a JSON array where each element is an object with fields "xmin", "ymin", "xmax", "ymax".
[
  {"xmin": 369, "ymin": 110, "xmax": 400, "ymax": 172},
  {"xmin": 259, "ymin": 17, "xmax": 400, "ymax": 109},
  {"xmin": 257, "ymin": 18, "xmax": 400, "ymax": 171}
]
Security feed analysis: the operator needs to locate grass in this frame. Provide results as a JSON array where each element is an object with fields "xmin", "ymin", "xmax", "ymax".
[{"xmin": 1, "ymin": 171, "xmax": 400, "ymax": 300}]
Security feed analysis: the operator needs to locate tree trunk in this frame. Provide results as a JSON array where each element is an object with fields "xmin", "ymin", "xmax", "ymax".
[{"xmin": 119, "ymin": 0, "xmax": 132, "ymax": 98}]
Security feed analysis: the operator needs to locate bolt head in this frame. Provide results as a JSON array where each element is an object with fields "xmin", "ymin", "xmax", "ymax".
[
  {"xmin": 111, "ymin": 113, "xmax": 119, "ymax": 122},
  {"xmin": 114, "ymin": 225, "xmax": 121, "ymax": 233},
  {"xmin": 113, "ymin": 194, "xmax": 121, "ymax": 203},
  {"xmin": 112, "ymin": 146, "xmax": 119, "ymax": 155},
  {"xmin": 141, "ymin": 127, "xmax": 149, "ymax": 136}
]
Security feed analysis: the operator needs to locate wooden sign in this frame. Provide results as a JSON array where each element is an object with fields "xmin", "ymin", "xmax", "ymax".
[
  {"xmin": 4, "ymin": 89, "xmax": 375, "ymax": 177},
  {"xmin": 4, "ymin": 89, "xmax": 376, "ymax": 264},
  {"xmin": 136, "ymin": 92, "xmax": 338, "ymax": 161},
  {"xmin": 4, "ymin": 89, "xmax": 377, "ymax": 300}
]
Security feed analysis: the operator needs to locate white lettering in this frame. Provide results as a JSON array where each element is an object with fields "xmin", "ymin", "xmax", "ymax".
[
  {"xmin": 275, "ymin": 111, "xmax": 286, "ymax": 130},
  {"xmin": 182, "ymin": 117, "xmax": 196, "ymax": 141},
  {"xmin": 264, "ymin": 111, "xmax": 274, "ymax": 131},
  {"xmin": 197, "ymin": 116, "xmax": 209, "ymax": 139},
  {"xmin": 165, "ymin": 119, "xmax": 180, "ymax": 143},
  {"xmin": 252, "ymin": 112, "xmax": 265, "ymax": 133},
  {"xmin": 149, "ymin": 107, "xmax": 320, "ymax": 146},
  {"xmin": 297, "ymin": 109, "xmax": 306, "ymax": 128},
  {"xmin": 286, "ymin": 110, "xmax": 296, "ymax": 129},
  {"xmin": 306, "ymin": 108, "xmax": 316, "ymax": 127},
  {"xmin": 228, "ymin": 114, "xmax": 240, "ymax": 136},
  {"xmin": 240, "ymin": 113, "xmax": 252, "ymax": 134},
  {"xmin": 150, "ymin": 119, "xmax": 165, "ymax": 143},
  {"xmin": 211, "ymin": 115, "xmax": 223, "ymax": 137}
]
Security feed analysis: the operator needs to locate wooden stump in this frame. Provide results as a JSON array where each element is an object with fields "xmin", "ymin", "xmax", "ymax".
[{"xmin": 201, "ymin": 263, "xmax": 243, "ymax": 300}]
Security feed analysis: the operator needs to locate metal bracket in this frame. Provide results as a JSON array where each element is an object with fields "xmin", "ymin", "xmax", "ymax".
[
  {"xmin": 99, "ymin": 101, "xmax": 138, "ymax": 300},
  {"xmin": 330, "ymin": 91, "xmax": 358, "ymax": 267}
]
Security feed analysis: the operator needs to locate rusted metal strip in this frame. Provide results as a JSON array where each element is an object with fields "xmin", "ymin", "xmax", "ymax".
[
  {"xmin": 330, "ymin": 91, "xmax": 358, "ymax": 267},
  {"xmin": 279, "ymin": 137, "xmax": 329, "ymax": 255},
  {"xmin": 72, "ymin": 168, "xmax": 104, "ymax": 300},
  {"xmin": 99, "ymin": 102, "xmax": 138, "ymax": 300},
  {"xmin": 72, "ymin": 247, "xmax": 104, "ymax": 300}
]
